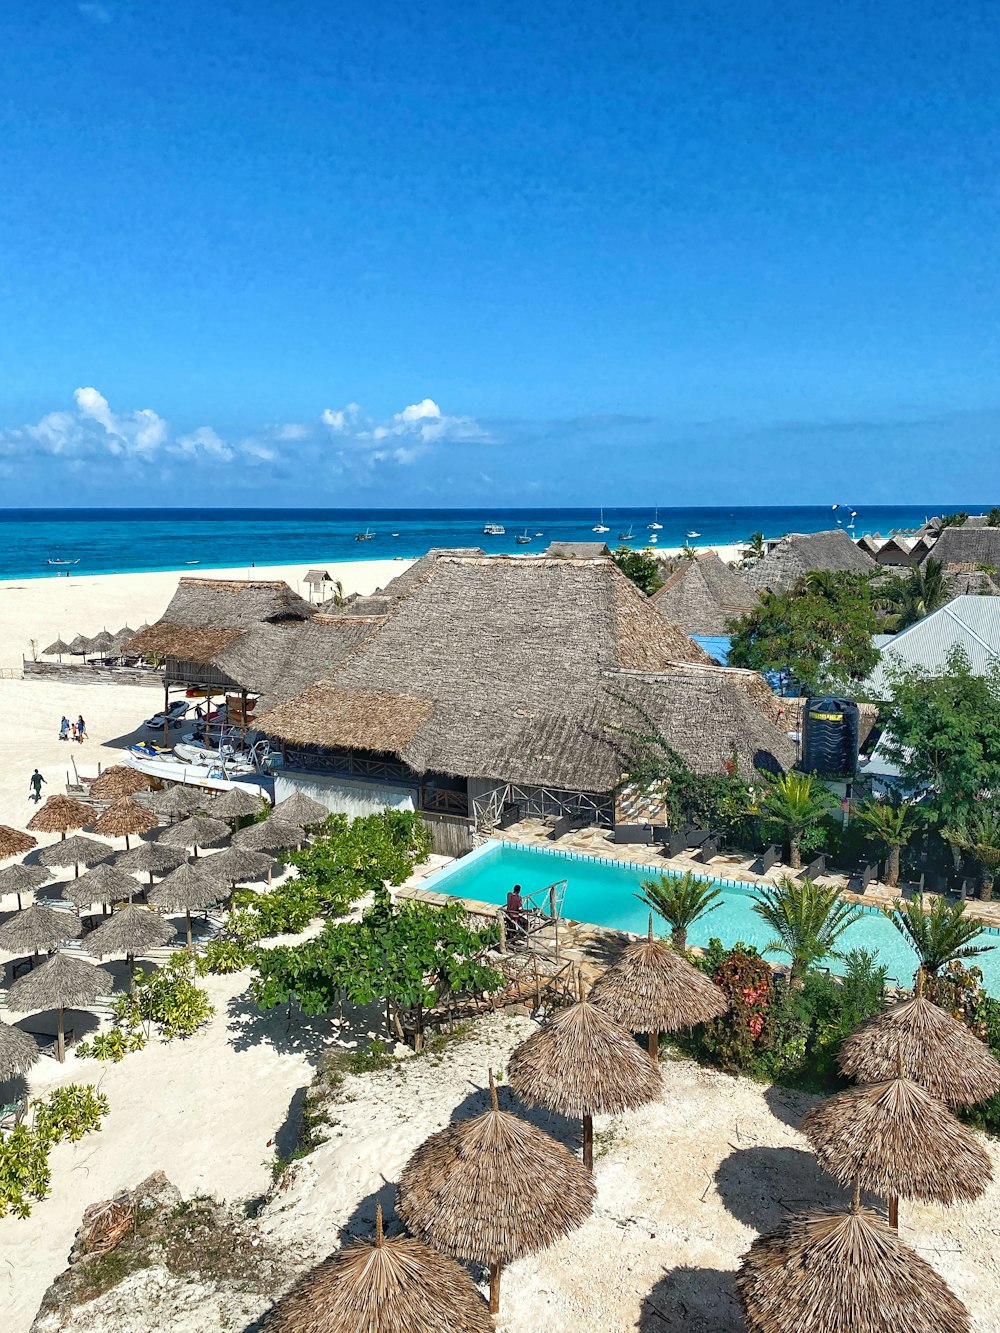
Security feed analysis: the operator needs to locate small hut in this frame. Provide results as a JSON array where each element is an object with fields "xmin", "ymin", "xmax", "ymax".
[
  {"xmin": 67, "ymin": 634, "xmax": 89, "ymax": 655},
  {"xmin": 208, "ymin": 786, "xmax": 266, "ymax": 822},
  {"xmin": 37, "ymin": 834, "xmax": 111, "ymax": 878},
  {"xmin": 150, "ymin": 785, "xmax": 212, "ymax": 819},
  {"xmin": 303, "ymin": 569, "xmax": 333, "ymax": 604},
  {"xmin": 5, "ymin": 951, "xmax": 113, "ymax": 1063},
  {"xmin": 93, "ymin": 796, "xmax": 159, "ymax": 849},
  {"xmin": 27, "ymin": 795, "xmax": 93, "ymax": 841},
  {"xmin": 233, "ymin": 816, "xmax": 304, "ymax": 854},
  {"xmin": 87, "ymin": 629, "xmax": 114, "ymax": 656}
]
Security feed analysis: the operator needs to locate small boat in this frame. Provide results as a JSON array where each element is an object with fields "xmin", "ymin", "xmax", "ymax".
[
  {"xmin": 391, "ymin": 532, "xmax": 399, "ymax": 537},
  {"xmin": 515, "ymin": 530, "xmax": 532, "ymax": 544},
  {"xmin": 617, "ymin": 528, "xmax": 634, "ymax": 542},
  {"xmin": 648, "ymin": 508, "xmax": 663, "ymax": 530},
  {"xmin": 686, "ymin": 531, "xmax": 700, "ymax": 538},
  {"xmin": 483, "ymin": 522, "xmax": 505, "ymax": 535},
  {"xmin": 592, "ymin": 509, "xmax": 609, "ymax": 534},
  {"xmin": 647, "ymin": 533, "xmax": 658, "ymax": 543},
  {"xmin": 185, "ymin": 560, "xmax": 200, "ymax": 565},
  {"xmin": 46, "ymin": 558, "xmax": 79, "ymax": 566},
  {"xmin": 354, "ymin": 529, "xmax": 374, "ymax": 541},
  {"xmin": 533, "ymin": 531, "xmax": 543, "ymax": 537}
]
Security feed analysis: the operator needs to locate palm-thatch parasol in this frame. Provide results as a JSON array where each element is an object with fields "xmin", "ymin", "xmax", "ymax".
[
  {"xmin": 89, "ymin": 766, "xmax": 152, "ymax": 800},
  {"xmin": 0, "ymin": 826, "xmax": 37, "ymax": 862},
  {"xmin": 93, "ymin": 795, "xmax": 159, "ymax": 849},
  {"xmin": 37, "ymin": 834, "xmax": 111, "ymax": 878},
  {"xmin": 201, "ymin": 845, "xmax": 274, "ymax": 890},
  {"xmin": 150, "ymin": 785, "xmax": 211, "ymax": 819},
  {"xmin": 0, "ymin": 1017, "xmax": 40, "ymax": 1081},
  {"xmin": 263, "ymin": 1204, "xmax": 493, "ymax": 1333},
  {"xmin": 507, "ymin": 989, "xmax": 661, "ymax": 1170},
  {"xmin": 27, "ymin": 794, "xmax": 92, "ymax": 841},
  {"xmin": 111, "ymin": 624, "xmax": 135, "ymax": 650},
  {"xmin": 590, "ymin": 915, "xmax": 728, "ymax": 1062},
  {"xmin": 0, "ymin": 904, "xmax": 82, "ymax": 962},
  {"xmin": 5, "ymin": 951, "xmax": 113, "ymax": 1063},
  {"xmin": 838, "ymin": 973, "xmax": 1000, "ymax": 1107},
  {"xmin": 60, "ymin": 862, "xmax": 140, "ymax": 910},
  {"xmin": 0, "ymin": 862, "xmax": 51, "ymax": 911},
  {"xmin": 83, "ymin": 905, "xmax": 176, "ymax": 982},
  {"xmin": 148, "ymin": 861, "xmax": 219, "ymax": 946},
  {"xmin": 802, "ymin": 1069, "xmax": 993, "ymax": 1229},
  {"xmin": 67, "ymin": 633, "xmax": 89, "ymax": 655},
  {"xmin": 209, "ymin": 786, "xmax": 267, "ymax": 822},
  {"xmin": 114, "ymin": 840, "xmax": 186, "ymax": 888},
  {"xmin": 156, "ymin": 815, "xmax": 230, "ymax": 858},
  {"xmin": 398, "ymin": 1072, "xmax": 595, "ymax": 1314},
  {"xmin": 233, "ymin": 815, "xmax": 304, "ymax": 854},
  {"xmin": 736, "ymin": 1184, "xmax": 970, "ymax": 1333},
  {"xmin": 88, "ymin": 629, "xmax": 114, "ymax": 654},
  {"xmin": 43, "ymin": 636, "xmax": 71, "ymax": 660},
  {"xmin": 272, "ymin": 790, "xmax": 329, "ymax": 828}
]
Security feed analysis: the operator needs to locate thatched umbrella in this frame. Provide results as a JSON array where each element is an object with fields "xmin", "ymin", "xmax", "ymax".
[
  {"xmin": 590, "ymin": 915, "xmax": 728, "ymax": 1063},
  {"xmin": 60, "ymin": 862, "xmax": 140, "ymax": 910},
  {"xmin": 83, "ymin": 905, "xmax": 176, "ymax": 983},
  {"xmin": 201, "ymin": 846, "xmax": 274, "ymax": 891},
  {"xmin": 150, "ymin": 785, "xmax": 211, "ymax": 819},
  {"xmin": 43, "ymin": 636, "xmax": 71, "ymax": 661},
  {"xmin": 507, "ymin": 990, "xmax": 661, "ymax": 1170},
  {"xmin": 114, "ymin": 841, "xmax": 186, "ymax": 889},
  {"xmin": 67, "ymin": 634, "xmax": 89, "ymax": 655},
  {"xmin": 802, "ymin": 1069, "xmax": 993, "ymax": 1229},
  {"xmin": 736, "ymin": 1185, "xmax": 970, "ymax": 1333},
  {"xmin": 156, "ymin": 815, "xmax": 229, "ymax": 859},
  {"xmin": 89, "ymin": 766, "xmax": 152, "ymax": 800},
  {"xmin": 0, "ymin": 862, "xmax": 51, "ymax": 911},
  {"xmin": 0, "ymin": 1017, "xmax": 39, "ymax": 1081},
  {"xmin": 88, "ymin": 629, "xmax": 114, "ymax": 655},
  {"xmin": 38, "ymin": 834, "xmax": 111, "ymax": 878},
  {"xmin": 233, "ymin": 816, "xmax": 303, "ymax": 854},
  {"xmin": 272, "ymin": 790, "xmax": 328, "ymax": 828},
  {"xmin": 209, "ymin": 786, "xmax": 266, "ymax": 822},
  {"xmin": 398, "ymin": 1072, "xmax": 595, "ymax": 1314},
  {"xmin": 0, "ymin": 904, "xmax": 81, "ymax": 963},
  {"xmin": 0, "ymin": 826, "xmax": 37, "ymax": 862},
  {"xmin": 838, "ymin": 973, "xmax": 1000, "ymax": 1107},
  {"xmin": 148, "ymin": 861, "xmax": 219, "ymax": 947},
  {"xmin": 5, "ymin": 951, "xmax": 113, "ymax": 1063},
  {"xmin": 264, "ymin": 1204, "xmax": 493, "ymax": 1333},
  {"xmin": 27, "ymin": 794, "xmax": 92, "ymax": 841},
  {"xmin": 93, "ymin": 796, "xmax": 159, "ymax": 849}
]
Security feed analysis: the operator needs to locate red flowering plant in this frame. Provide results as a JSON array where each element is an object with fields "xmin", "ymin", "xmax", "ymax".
[{"xmin": 699, "ymin": 946, "xmax": 776, "ymax": 1072}]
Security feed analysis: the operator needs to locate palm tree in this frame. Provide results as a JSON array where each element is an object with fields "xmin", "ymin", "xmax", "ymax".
[
  {"xmin": 945, "ymin": 807, "xmax": 1000, "ymax": 901},
  {"xmin": 852, "ymin": 797, "xmax": 922, "ymax": 888},
  {"xmin": 740, "ymin": 532, "xmax": 766, "ymax": 567},
  {"xmin": 884, "ymin": 896, "xmax": 994, "ymax": 977},
  {"xmin": 802, "ymin": 570, "xmax": 845, "ymax": 599},
  {"xmin": 636, "ymin": 871, "xmax": 722, "ymax": 951},
  {"xmin": 757, "ymin": 772, "xmax": 835, "ymax": 870},
  {"xmin": 877, "ymin": 558, "xmax": 948, "ymax": 632},
  {"xmin": 752, "ymin": 876, "xmax": 863, "ymax": 983}
]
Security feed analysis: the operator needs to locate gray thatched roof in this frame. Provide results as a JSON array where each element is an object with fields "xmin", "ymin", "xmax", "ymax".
[
  {"xmin": 945, "ymin": 569, "xmax": 1000, "ymax": 600},
  {"xmin": 746, "ymin": 530, "xmax": 875, "ymax": 592},
  {"xmin": 272, "ymin": 790, "xmax": 329, "ymax": 826},
  {"xmin": 37, "ymin": 835, "xmax": 111, "ymax": 870},
  {"xmin": 60, "ymin": 863, "xmax": 138, "ymax": 907},
  {"xmin": 925, "ymin": 526, "xmax": 1000, "ymax": 571},
  {"xmin": 265, "ymin": 613, "xmax": 380, "ymax": 704},
  {"xmin": 43, "ymin": 637, "xmax": 71, "ymax": 656},
  {"xmin": 114, "ymin": 842, "xmax": 187, "ymax": 878},
  {"xmin": 208, "ymin": 786, "xmax": 267, "ymax": 820},
  {"xmin": 232, "ymin": 816, "xmax": 303, "ymax": 852},
  {"xmin": 303, "ymin": 568, "xmax": 332, "ymax": 585},
  {"xmin": 0, "ymin": 863, "xmax": 51, "ymax": 897},
  {"xmin": 200, "ymin": 846, "xmax": 274, "ymax": 884},
  {"xmin": 544, "ymin": 541, "xmax": 611, "ymax": 559},
  {"xmin": 148, "ymin": 861, "xmax": 219, "ymax": 911},
  {"xmin": 652, "ymin": 551, "xmax": 758, "ymax": 633},
  {"xmin": 83, "ymin": 906, "xmax": 176, "ymax": 960},
  {"xmin": 5, "ymin": 951, "xmax": 112, "ymax": 1013},
  {"xmin": 0, "ymin": 904, "xmax": 81, "ymax": 954},
  {"xmin": 256, "ymin": 555, "xmax": 792, "ymax": 790},
  {"xmin": 0, "ymin": 1018, "xmax": 39, "ymax": 1080}
]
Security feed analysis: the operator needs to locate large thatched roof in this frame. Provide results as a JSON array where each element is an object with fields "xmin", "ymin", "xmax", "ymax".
[
  {"xmin": 256, "ymin": 555, "xmax": 793, "ymax": 790},
  {"xmin": 507, "ymin": 997, "xmax": 661, "ymax": 1117},
  {"xmin": 263, "ymin": 1205, "xmax": 493, "ymax": 1333},
  {"xmin": 545, "ymin": 541, "xmax": 611, "ymax": 559},
  {"xmin": 924, "ymin": 526, "xmax": 1000, "ymax": 571},
  {"xmin": 838, "ymin": 992, "xmax": 1000, "ymax": 1107},
  {"xmin": 746, "ymin": 530, "xmax": 875, "ymax": 593},
  {"xmin": 397, "ymin": 1075, "xmax": 595, "ymax": 1268},
  {"xmin": 5, "ymin": 951, "xmax": 113, "ymax": 1013},
  {"xmin": 652, "ymin": 552, "xmax": 758, "ymax": 634},
  {"xmin": 89, "ymin": 766, "xmax": 152, "ymax": 800},
  {"xmin": 27, "ymin": 795, "xmax": 92, "ymax": 836},
  {"xmin": 0, "ymin": 904, "xmax": 81, "ymax": 954},
  {"xmin": 802, "ymin": 1074, "xmax": 993, "ymax": 1204},
  {"xmin": 737, "ymin": 1203, "xmax": 970, "ymax": 1333},
  {"xmin": 589, "ymin": 933, "xmax": 728, "ymax": 1032},
  {"xmin": 0, "ymin": 826, "xmax": 36, "ymax": 860}
]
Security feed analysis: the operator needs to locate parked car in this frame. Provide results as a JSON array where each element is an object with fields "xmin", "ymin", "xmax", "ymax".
[{"xmin": 144, "ymin": 700, "xmax": 189, "ymax": 730}]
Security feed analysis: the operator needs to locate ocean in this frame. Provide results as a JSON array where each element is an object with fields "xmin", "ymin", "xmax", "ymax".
[{"xmin": 0, "ymin": 505, "xmax": 968, "ymax": 580}]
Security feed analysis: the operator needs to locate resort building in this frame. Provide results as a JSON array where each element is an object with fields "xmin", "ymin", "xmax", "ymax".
[
  {"xmin": 651, "ymin": 551, "xmax": 758, "ymax": 635},
  {"xmin": 858, "ymin": 535, "xmax": 916, "ymax": 568},
  {"xmin": 544, "ymin": 540, "xmax": 612, "ymax": 559},
  {"xmin": 920, "ymin": 525, "xmax": 1000, "ymax": 573},
  {"xmin": 861, "ymin": 595, "xmax": 1000, "ymax": 701},
  {"xmin": 745, "ymin": 529, "xmax": 875, "ymax": 593}
]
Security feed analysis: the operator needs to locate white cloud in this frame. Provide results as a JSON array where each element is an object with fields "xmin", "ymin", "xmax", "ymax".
[
  {"xmin": 73, "ymin": 386, "xmax": 167, "ymax": 458},
  {"xmin": 324, "ymin": 397, "xmax": 490, "ymax": 449},
  {"xmin": 275, "ymin": 423, "xmax": 310, "ymax": 441},
  {"xmin": 174, "ymin": 426, "xmax": 233, "ymax": 461},
  {"xmin": 321, "ymin": 403, "xmax": 361, "ymax": 433}
]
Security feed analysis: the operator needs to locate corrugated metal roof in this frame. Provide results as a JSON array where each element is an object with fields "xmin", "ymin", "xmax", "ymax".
[{"xmin": 864, "ymin": 596, "xmax": 1000, "ymax": 699}]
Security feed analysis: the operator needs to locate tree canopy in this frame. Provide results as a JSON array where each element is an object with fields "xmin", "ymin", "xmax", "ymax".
[
  {"xmin": 612, "ymin": 546, "xmax": 663, "ymax": 596},
  {"xmin": 727, "ymin": 573, "xmax": 879, "ymax": 695}
]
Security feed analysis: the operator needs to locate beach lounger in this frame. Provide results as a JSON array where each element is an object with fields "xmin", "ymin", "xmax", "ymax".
[
  {"xmin": 799, "ymin": 854, "xmax": 826, "ymax": 880},
  {"xmin": 696, "ymin": 834, "xmax": 722, "ymax": 863},
  {"xmin": 548, "ymin": 815, "xmax": 572, "ymax": 841},
  {"xmin": 613, "ymin": 824, "xmax": 654, "ymax": 845},
  {"xmin": 755, "ymin": 845, "xmax": 782, "ymax": 874}
]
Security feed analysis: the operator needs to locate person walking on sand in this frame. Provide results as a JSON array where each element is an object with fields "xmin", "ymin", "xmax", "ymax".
[
  {"xmin": 59, "ymin": 715, "xmax": 70, "ymax": 741},
  {"xmin": 76, "ymin": 714, "xmax": 86, "ymax": 742},
  {"xmin": 29, "ymin": 768, "xmax": 46, "ymax": 803}
]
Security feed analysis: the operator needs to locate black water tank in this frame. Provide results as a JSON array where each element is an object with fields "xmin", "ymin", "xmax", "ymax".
[{"xmin": 802, "ymin": 697, "xmax": 860, "ymax": 777}]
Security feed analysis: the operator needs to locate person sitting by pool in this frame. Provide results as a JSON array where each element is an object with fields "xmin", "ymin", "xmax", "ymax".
[{"xmin": 504, "ymin": 885, "xmax": 526, "ymax": 939}]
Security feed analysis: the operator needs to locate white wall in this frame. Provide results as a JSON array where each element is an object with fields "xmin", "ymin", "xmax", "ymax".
[{"xmin": 273, "ymin": 771, "xmax": 416, "ymax": 818}]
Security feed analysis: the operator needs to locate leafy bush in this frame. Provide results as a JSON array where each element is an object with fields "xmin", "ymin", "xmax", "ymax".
[
  {"xmin": 231, "ymin": 880, "xmax": 318, "ymax": 938},
  {"xmin": 33, "ymin": 1084, "xmax": 109, "ymax": 1145},
  {"xmin": 0, "ymin": 1085, "xmax": 108, "ymax": 1219},
  {"xmin": 288, "ymin": 809, "xmax": 431, "ymax": 918},
  {"xmin": 114, "ymin": 953, "xmax": 214, "ymax": 1041},
  {"xmin": 195, "ymin": 938, "xmax": 254, "ymax": 975},
  {"xmin": 75, "ymin": 1027, "xmax": 147, "ymax": 1062},
  {"xmin": 696, "ymin": 944, "xmax": 776, "ymax": 1073}
]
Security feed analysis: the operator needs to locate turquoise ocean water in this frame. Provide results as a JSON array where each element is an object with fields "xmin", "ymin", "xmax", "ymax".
[{"xmin": 0, "ymin": 504, "xmax": 964, "ymax": 580}]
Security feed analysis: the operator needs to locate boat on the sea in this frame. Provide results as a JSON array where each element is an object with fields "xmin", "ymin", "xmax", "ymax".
[
  {"xmin": 185, "ymin": 560, "xmax": 200, "ymax": 565},
  {"xmin": 483, "ymin": 522, "xmax": 505, "ymax": 535},
  {"xmin": 647, "ymin": 533, "xmax": 658, "ymax": 543},
  {"xmin": 46, "ymin": 558, "xmax": 79, "ymax": 566},
  {"xmin": 515, "ymin": 530, "xmax": 532, "ymax": 544},
  {"xmin": 618, "ymin": 527, "xmax": 634, "ymax": 542},
  {"xmin": 592, "ymin": 509, "xmax": 609, "ymax": 533},
  {"xmin": 354, "ymin": 529, "xmax": 374, "ymax": 542},
  {"xmin": 686, "ymin": 531, "xmax": 700, "ymax": 538},
  {"xmin": 648, "ymin": 508, "xmax": 663, "ymax": 530}
]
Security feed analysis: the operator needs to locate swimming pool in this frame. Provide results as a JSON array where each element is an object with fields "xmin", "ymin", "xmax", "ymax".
[{"xmin": 421, "ymin": 841, "xmax": 1000, "ymax": 995}]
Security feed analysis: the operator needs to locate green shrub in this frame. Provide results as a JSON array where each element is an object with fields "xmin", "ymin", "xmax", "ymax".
[
  {"xmin": 74, "ymin": 1027, "xmax": 147, "ymax": 1062},
  {"xmin": 33, "ymin": 1084, "xmax": 109, "ymax": 1145},
  {"xmin": 195, "ymin": 938, "xmax": 254, "ymax": 975},
  {"xmin": 116, "ymin": 953, "xmax": 214, "ymax": 1041},
  {"xmin": 0, "ymin": 1085, "xmax": 108, "ymax": 1219}
]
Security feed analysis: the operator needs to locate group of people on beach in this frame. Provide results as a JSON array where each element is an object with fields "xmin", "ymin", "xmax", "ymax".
[{"xmin": 58, "ymin": 714, "xmax": 87, "ymax": 743}]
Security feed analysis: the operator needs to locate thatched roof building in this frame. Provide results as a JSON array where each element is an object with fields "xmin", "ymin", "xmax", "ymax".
[
  {"xmin": 922, "ymin": 525, "xmax": 1000, "ymax": 571},
  {"xmin": 868, "ymin": 536, "xmax": 915, "ymax": 567},
  {"xmin": 746, "ymin": 530, "xmax": 875, "ymax": 593},
  {"xmin": 544, "ymin": 540, "xmax": 611, "ymax": 559},
  {"xmin": 651, "ymin": 551, "xmax": 758, "ymax": 634}
]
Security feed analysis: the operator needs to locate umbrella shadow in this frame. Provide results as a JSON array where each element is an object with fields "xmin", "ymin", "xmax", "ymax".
[
  {"xmin": 714, "ymin": 1145, "xmax": 866, "ymax": 1231},
  {"xmin": 762, "ymin": 1082, "xmax": 815, "ymax": 1131},
  {"xmin": 9, "ymin": 1009, "xmax": 102, "ymax": 1048},
  {"xmin": 638, "ymin": 1265, "xmax": 741, "ymax": 1331},
  {"xmin": 226, "ymin": 990, "xmax": 381, "ymax": 1062},
  {"xmin": 447, "ymin": 1080, "xmax": 583, "ymax": 1154}
]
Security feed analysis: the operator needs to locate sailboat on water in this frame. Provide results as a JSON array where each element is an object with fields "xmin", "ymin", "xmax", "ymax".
[
  {"xmin": 648, "ymin": 507, "xmax": 663, "ymax": 530},
  {"xmin": 592, "ymin": 508, "xmax": 609, "ymax": 533}
]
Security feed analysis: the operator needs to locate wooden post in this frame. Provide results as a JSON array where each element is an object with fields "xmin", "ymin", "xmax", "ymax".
[
  {"xmin": 583, "ymin": 1111, "xmax": 594, "ymax": 1171},
  {"xmin": 888, "ymin": 1196, "xmax": 899, "ymax": 1230},
  {"xmin": 647, "ymin": 1029, "xmax": 659, "ymax": 1063},
  {"xmin": 186, "ymin": 908, "xmax": 193, "ymax": 949},
  {"xmin": 56, "ymin": 1007, "xmax": 66, "ymax": 1064},
  {"xmin": 489, "ymin": 1263, "xmax": 501, "ymax": 1314}
]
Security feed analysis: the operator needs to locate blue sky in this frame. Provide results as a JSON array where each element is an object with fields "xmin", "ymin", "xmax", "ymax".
[{"xmin": 2, "ymin": 0, "xmax": 999, "ymax": 506}]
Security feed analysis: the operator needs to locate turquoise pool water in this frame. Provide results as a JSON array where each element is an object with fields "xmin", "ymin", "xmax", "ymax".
[{"xmin": 423, "ymin": 842, "xmax": 1000, "ymax": 995}]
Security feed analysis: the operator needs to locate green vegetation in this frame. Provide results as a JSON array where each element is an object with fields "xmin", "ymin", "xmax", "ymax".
[
  {"xmin": 728, "ymin": 573, "xmax": 879, "ymax": 694},
  {"xmin": 756, "ymin": 771, "xmax": 836, "ymax": 869},
  {"xmin": 77, "ymin": 954, "xmax": 214, "ymax": 1062},
  {"xmin": 611, "ymin": 545, "xmax": 663, "ymax": 596},
  {"xmin": 945, "ymin": 806, "xmax": 1000, "ymax": 901},
  {"xmin": 0, "ymin": 1085, "xmax": 108, "ymax": 1219},
  {"xmin": 739, "ymin": 532, "xmax": 766, "ymax": 566},
  {"xmin": 852, "ymin": 796, "xmax": 922, "ymax": 888},
  {"xmin": 636, "ymin": 871, "xmax": 722, "ymax": 951},
  {"xmin": 987, "ymin": 508, "xmax": 1000, "ymax": 528},
  {"xmin": 877, "ymin": 558, "xmax": 947, "ymax": 632},
  {"xmin": 938, "ymin": 511, "xmax": 969, "ymax": 528},
  {"xmin": 884, "ymin": 896, "xmax": 995, "ymax": 976},
  {"xmin": 288, "ymin": 809, "xmax": 431, "ymax": 916},
  {"xmin": 751, "ymin": 876, "xmax": 863, "ymax": 982}
]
